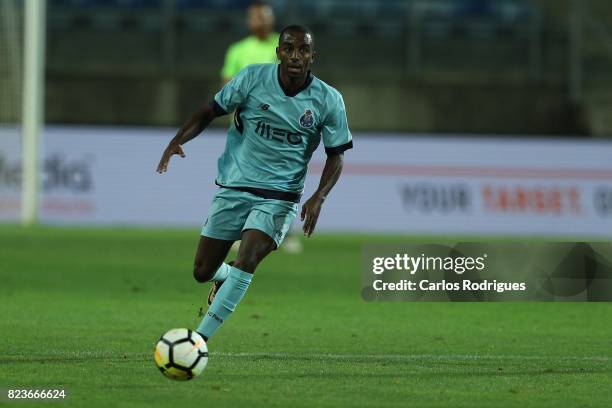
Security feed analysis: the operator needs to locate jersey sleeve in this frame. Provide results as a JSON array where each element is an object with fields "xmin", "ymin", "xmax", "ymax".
[
  {"xmin": 322, "ymin": 93, "xmax": 353, "ymax": 155},
  {"xmin": 213, "ymin": 65, "xmax": 252, "ymax": 114}
]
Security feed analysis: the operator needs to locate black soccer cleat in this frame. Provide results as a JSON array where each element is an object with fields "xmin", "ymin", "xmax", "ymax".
[{"xmin": 207, "ymin": 280, "xmax": 223, "ymax": 306}]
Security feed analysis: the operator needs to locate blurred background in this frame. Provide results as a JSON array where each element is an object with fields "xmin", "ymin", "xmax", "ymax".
[
  {"xmin": 1, "ymin": 0, "xmax": 611, "ymax": 237},
  {"xmin": 1, "ymin": 0, "xmax": 611, "ymax": 134},
  {"xmin": 2, "ymin": 4, "xmax": 612, "ymax": 404}
]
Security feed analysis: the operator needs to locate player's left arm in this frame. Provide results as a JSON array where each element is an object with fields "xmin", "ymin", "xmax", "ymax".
[
  {"xmin": 301, "ymin": 153, "xmax": 344, "ymax": 237},
  {"xmin": 301, "ymin": 91, "xmax": 353, "ymax": 237}
]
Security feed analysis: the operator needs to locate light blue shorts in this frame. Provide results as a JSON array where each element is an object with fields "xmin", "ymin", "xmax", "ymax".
[{"xmin": 201, "ymin": 188, "xmax": 298, "ymax": 248}]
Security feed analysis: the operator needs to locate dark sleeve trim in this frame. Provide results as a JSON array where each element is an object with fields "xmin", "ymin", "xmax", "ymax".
[
  {"xmin": 325, "ymin": 140, "xmax": 353, "ymax": 156},
  {"xmin": 209, "ymin": 99, "xmax": 228, "ymax": 117}
]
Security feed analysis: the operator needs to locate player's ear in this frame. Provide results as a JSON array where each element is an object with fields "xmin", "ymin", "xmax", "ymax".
[
  {"xmin": 310, "ymin": 50, "xmax": 316, "ymax": 63},
  {"xmin": 276, "ymin": 46, "xmax": 280, "ymax": 59}
]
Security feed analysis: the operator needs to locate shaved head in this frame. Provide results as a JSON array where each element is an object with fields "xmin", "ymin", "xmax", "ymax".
[{"xmin": 279, "ymin": 25, "xmax": 314, "ymax": 48}]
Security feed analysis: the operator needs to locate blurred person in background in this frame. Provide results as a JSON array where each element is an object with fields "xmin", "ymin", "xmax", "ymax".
[
  {"xmin": 221, "ymin": 1, "xmax": 279, "ymax": 85},
  {"xmin": 222, "ymin": 0, "xmax": 303, "ymax": 254}
]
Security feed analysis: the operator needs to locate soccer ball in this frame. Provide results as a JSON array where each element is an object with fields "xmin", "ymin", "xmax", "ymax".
[{"xmin": 154, "ymin": 328, "xmax": 208, "ymax": 381}]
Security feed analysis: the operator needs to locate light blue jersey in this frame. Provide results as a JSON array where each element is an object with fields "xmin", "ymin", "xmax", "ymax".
[{"xmin": 212, "ymin": 63, "xmax": 352, "ymax": 196}]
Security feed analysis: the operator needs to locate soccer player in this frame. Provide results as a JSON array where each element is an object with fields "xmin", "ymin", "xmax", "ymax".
[
  {"xmin": 156, "ymin": 25, "xmax": 352, "ymax": 342},
  {"xmin": 221, "ymin": 1, "xmax": 303, "ymax": 254}
]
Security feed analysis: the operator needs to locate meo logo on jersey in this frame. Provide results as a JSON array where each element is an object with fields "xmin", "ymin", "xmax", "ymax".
[{"xmin": 299, "ymin": 109, "xmax": 314, "ymax": 129}]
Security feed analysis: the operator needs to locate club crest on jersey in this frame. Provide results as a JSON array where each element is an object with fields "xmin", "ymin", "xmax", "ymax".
[{"xmin": 299, "ymin": 109, "xmax": 315, "ymax": 129}]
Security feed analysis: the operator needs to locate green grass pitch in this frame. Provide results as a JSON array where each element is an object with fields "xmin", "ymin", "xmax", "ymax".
[{"xmin": 0, "ymin": 225, "xmax": 611, "ymax": 407}]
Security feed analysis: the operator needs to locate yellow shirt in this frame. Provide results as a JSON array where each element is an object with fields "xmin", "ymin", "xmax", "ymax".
[{"xmin": 220, "ymin": 33, "xmax": 280, "ymax": 80}]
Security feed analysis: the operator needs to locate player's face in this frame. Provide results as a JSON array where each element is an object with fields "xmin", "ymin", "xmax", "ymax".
[{"xmin": 276, "ymin": 32, "xmax": 315, "ymax": 79}]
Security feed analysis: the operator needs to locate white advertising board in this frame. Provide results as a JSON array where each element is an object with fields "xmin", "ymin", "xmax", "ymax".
[{"xmin": 1, "ymin": 126, "xmax": 611, "ymax": 237}]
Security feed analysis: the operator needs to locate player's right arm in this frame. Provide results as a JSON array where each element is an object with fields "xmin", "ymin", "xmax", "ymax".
[
  {"xmin": 156, "ymin": 104, "xmax": 220, "ymax": 174},
  {"xmin": 156, "ymin": 65, "xmax": 251, "ymax": 174}
]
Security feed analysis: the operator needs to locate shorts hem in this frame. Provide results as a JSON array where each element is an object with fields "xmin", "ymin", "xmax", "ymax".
[{"xmin": 200, "ymin": 230, "xmax": 241, "ymax": 242}]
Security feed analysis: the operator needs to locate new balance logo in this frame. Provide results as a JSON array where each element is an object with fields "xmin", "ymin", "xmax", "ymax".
[
  {"xmin": 259, "ymin": 103, "xmax": 270, "ymax": 111},
  {"xmin": 207, "ymin": 311, "xmax": 224, "ymax": 323}
]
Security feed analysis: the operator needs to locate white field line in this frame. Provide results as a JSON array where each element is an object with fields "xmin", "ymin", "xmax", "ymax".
[
  {"xmin": 211, "ymin": 352, "xmax": 612, "ymax": 362},
  {"xmin": 4, "ymin": 351, "xmax": 611, "ymax": 364}
]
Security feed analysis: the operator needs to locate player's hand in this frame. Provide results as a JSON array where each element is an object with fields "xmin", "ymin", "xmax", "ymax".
[
  {"xmin": 156, "ymin": 143, "xmax": 185, "ymax": 173},
  {"xmin": 301, "ymin": 193, "xmax": 325, "ymax": 237}
]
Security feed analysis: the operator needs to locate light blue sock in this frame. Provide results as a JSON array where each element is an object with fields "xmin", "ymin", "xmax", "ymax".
[
  {"xmin": 210, "ymin": 262, "xmax": 231, "ymax": 282},
  {"xmin": 197, "ymin": 266, "xmax": 253, "ymax": 339}
]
